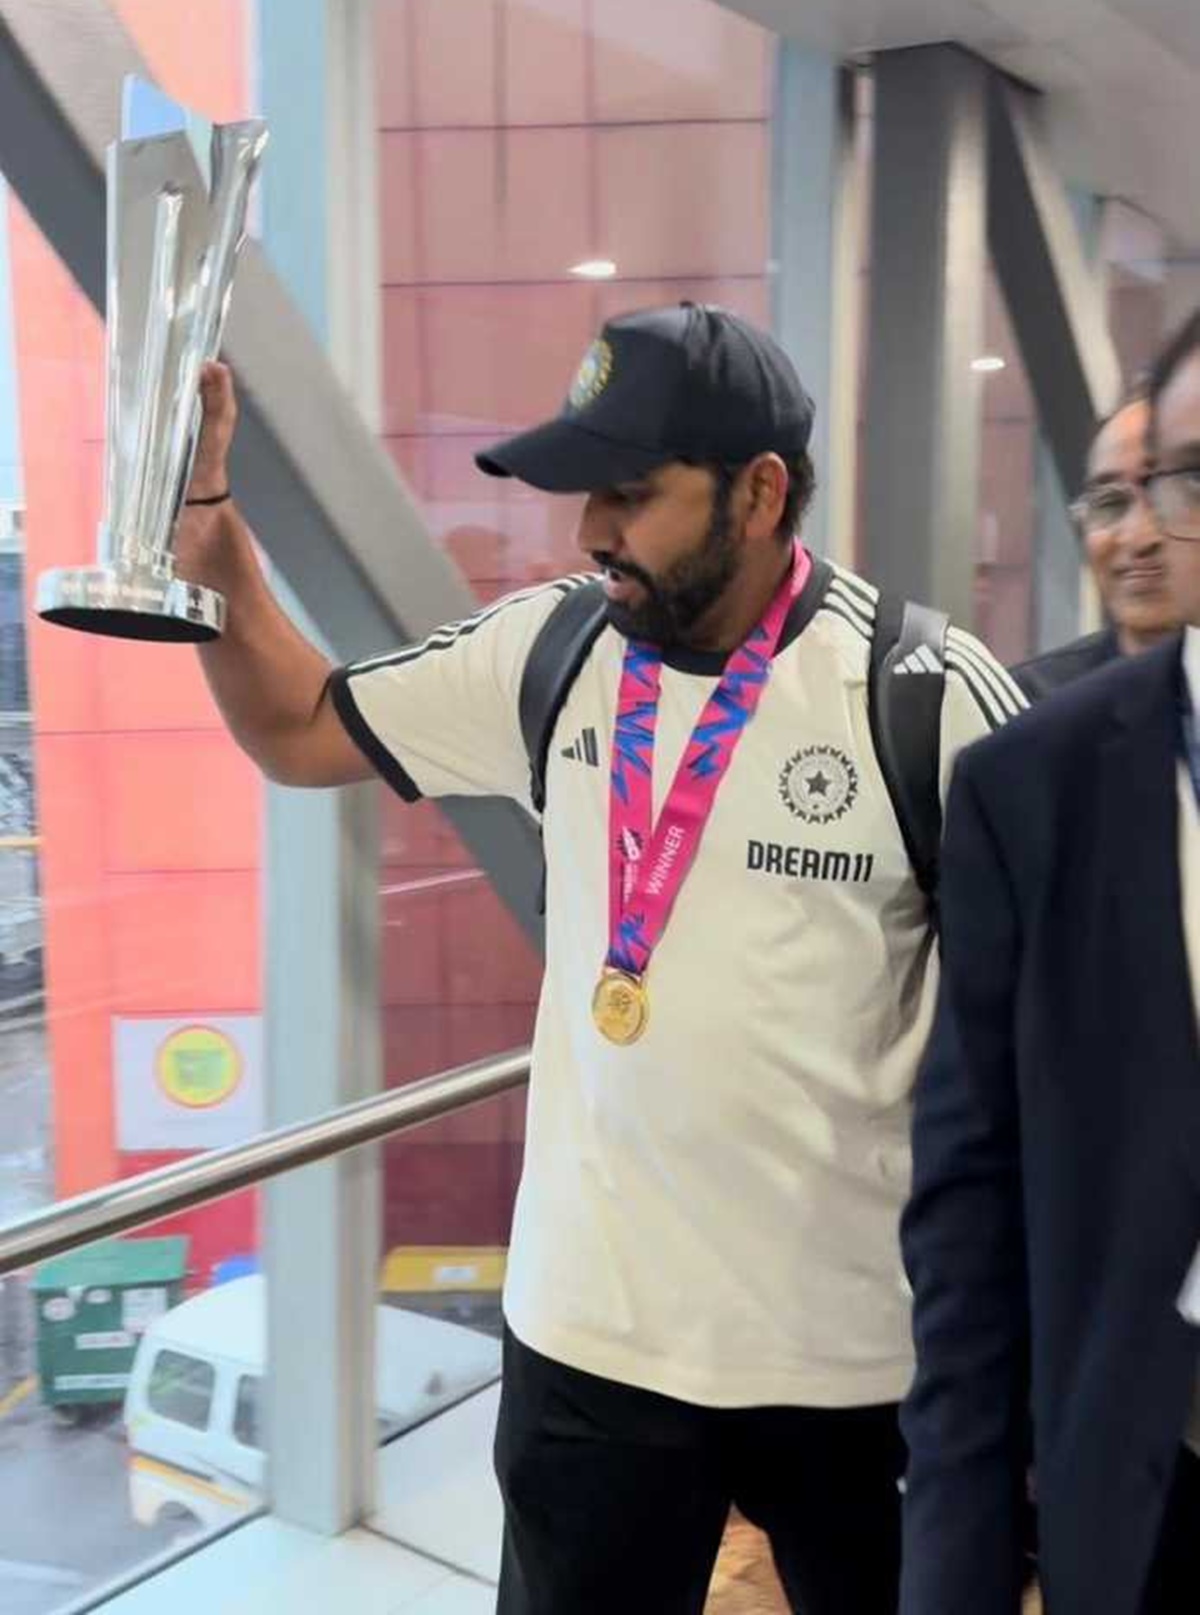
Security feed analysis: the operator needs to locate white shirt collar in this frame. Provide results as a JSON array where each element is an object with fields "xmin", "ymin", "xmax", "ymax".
[{"xmin": 1186, "ymin": 626, "xmax": 1200, "ymax": 711}]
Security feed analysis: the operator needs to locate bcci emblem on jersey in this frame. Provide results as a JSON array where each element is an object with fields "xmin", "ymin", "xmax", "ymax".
[{"xmin": 778, "ymin": 745, "xmax": 859, "ymax": 825}]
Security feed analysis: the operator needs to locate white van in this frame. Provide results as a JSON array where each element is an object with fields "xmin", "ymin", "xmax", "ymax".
[{"xmin": 122, "ymin": 1274, "xmax": 502, "ymax": 1531}]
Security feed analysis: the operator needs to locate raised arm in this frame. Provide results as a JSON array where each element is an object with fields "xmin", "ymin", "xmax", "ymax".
[{"xmin": 176, "ymin": 362, "xmax": 373, "ymax": 787}]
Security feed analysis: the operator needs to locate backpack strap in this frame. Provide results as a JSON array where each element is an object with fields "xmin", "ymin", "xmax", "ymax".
[
  {"xmin": 519, "ymin": 579, "xmax": 608, "ymax": 816},
  {"xmin": 867, "ymin": 593, "xmax": 949, "ymax": 907}
]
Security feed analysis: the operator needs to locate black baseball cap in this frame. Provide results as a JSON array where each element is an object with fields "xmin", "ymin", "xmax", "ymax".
[{"xmin": 475, "ymin": 303, "xmax": 815, "ymax": 493}]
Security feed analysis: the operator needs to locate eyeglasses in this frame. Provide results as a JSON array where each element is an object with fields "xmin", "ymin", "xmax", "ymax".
[{"xmin": 1071, "ymin": 469, "xmax": 1200, "ymax": 542}]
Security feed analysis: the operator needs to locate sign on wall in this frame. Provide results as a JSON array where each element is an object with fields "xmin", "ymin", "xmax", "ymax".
[{"xmin": 114, "ymin": 1015, "xmax": 264, "ymax": 1150}]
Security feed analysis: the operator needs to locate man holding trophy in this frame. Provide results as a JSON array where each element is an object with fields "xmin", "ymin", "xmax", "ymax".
[{"xmin": 41, "ymin": 75, "xmax": 1030, "ymax": 1615}]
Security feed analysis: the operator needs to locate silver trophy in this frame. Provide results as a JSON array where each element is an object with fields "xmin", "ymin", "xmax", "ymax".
[{"xmin": 37, "ymin": 80, "xmax": 267, "ymax": 641}]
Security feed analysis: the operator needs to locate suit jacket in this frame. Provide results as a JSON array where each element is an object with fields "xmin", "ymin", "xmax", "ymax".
[
  {"xmin": 900, "ymin": 636, "xmax": 1200, "ymax": 1615},
  {"xmin": 1011, "ymin": 628, "xmax": 1119, "ymax": 702}
]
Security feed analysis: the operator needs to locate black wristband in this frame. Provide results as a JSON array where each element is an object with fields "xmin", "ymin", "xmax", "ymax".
[{"xmin": 185, "ymin": 489, "xmax": 231, "ymax": 507}]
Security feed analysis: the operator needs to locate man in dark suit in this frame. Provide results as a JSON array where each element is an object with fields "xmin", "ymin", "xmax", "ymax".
[
  {"xmin": 900, "ymin": 311, "xmax": 1200, "ymax": 1615},
  {"xmin": 1013, "ymin": 392, "xmax": 1186, "ymax": 701}
]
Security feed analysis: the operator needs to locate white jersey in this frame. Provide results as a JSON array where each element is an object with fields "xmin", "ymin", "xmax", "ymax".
[{"xmin": 332, "ymin": 556, "xmax": 1026, "ymax": 1408}]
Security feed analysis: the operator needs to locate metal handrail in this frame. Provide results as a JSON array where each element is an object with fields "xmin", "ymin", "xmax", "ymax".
[{"xmin": 0, "ymin": 1047, "xmax": 531, "ymax": 1276}]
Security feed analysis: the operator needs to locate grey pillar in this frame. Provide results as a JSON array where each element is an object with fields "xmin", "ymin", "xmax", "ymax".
[
  {"xmin": 862, "ymin": 47, "xmax": 988, "ymax": 623},
  {"xmin": 771, "ymin": 47, "xmax": 860, "ymax": 564},
  {"xmin": 265, "ymin": 781, "xmax": 381, "ymax": 1530}
]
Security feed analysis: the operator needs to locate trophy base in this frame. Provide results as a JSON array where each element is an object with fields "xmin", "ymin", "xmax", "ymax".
[{"xmin": 36, "ymin": 567, "xmax": 225, "ymax": 643}]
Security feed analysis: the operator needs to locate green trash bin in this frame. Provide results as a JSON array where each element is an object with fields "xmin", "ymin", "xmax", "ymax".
[{"xmin": 32, "ymin": 1236, "xmax": 190, "ymax": 1414}]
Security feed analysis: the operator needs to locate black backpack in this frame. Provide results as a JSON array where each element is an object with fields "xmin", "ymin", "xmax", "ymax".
[{"xmin": 518, "ymin": 579, "xmax": 948, "ymax": 908}]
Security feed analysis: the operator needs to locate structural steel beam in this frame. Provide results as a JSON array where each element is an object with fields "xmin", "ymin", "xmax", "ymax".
[{"xmin": 987, "ymin": 75, "xmax": 1123, "ymax": 500}]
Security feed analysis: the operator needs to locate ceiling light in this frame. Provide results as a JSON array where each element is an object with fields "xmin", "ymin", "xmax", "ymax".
[
  {"xmin": 570, "ymin": 259, "xmax": 617, "ymax": 280},
  {"xmin": 971, "ymin": 355, "xmax": 1007, "ymax": 374}
]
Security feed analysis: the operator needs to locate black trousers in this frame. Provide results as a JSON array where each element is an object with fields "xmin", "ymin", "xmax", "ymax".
[
  {"xmin": 494, "ymin": 1327, "xmax": 905, "ymax": 1615},
  {"xmin": 1140, "ymin": 1446, "xmax": 1200, "ymax": 1615}
]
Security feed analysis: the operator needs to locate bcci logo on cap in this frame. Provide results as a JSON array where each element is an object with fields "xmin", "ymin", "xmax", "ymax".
[
  {"xmin": 568, "ymin": 339, "xmax": 614, "ymax": 411},
  {"xmin": 779, "ymin": 745, "xmax": 858, "ymax": 825}
]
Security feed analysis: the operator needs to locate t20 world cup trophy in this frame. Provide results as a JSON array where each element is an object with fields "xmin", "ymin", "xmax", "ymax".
[{"xmin": 37, "ymin": 78, "xmax": 267, "ymax": 641}]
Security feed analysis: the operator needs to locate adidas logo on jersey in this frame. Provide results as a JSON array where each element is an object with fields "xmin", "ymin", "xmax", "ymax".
[
  {"xmin": 894, "ymin": 645, "xmax": 943, "ymax": 676},
  {"xmin": 561, "ymin": 726, "xmax": 600, "ymax": 766}
]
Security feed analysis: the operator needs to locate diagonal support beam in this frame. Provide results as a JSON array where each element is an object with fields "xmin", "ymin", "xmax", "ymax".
[
  {"xmin": 987, "ymin": 74, "xmax": 1123, "ymax": 499},
  {"xmin": 0, "ymin": 0, "xmax": 546, "ymax": 945}
]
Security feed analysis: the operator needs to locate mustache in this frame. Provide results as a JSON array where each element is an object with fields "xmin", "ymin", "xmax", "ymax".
[{"xmin": 590, "ymin": 551, "xmax": 657, "ymax": 592}]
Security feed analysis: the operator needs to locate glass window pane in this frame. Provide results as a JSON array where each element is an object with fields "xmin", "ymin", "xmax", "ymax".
[
  {"xmin": 0, "ymin": 36, "xmax": 275, "ymax": 1511},
  {"xmin": 0, "ymin": 2, "xmax": 268, "ymax": 1286},
  {"xmin": 1103, "ymin": 198, "xmax": 1169, "ymax": 383},
  {"xmin": 147, "ymin": 1348, "xmax": 215, "ymax": 1431},
  {"xmin": 373, "ymin": 1100, "xmax": 508, "ymax": 1572},
  {"xmin": 2, "ymin": 1201, "xmax": 265, "ymax": 1610},
  {"xmin": 975, "ymin": 269, "xmax": 1037, "ymax": 664}
]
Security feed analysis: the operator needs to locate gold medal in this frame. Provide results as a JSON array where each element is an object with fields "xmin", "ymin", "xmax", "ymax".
[{"xmin": 591, "ymin": 969, "xmax": 650, "ymax": 1045}]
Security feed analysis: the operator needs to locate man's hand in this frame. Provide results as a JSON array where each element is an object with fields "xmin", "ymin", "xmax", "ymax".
[{"xmin": 188, "ymin": 361, "xmax": 237, "ymax": 499}]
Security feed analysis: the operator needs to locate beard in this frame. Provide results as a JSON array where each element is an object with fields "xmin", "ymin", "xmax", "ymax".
[{"xmin": 598, "ymin": 490, "xmax": 740, "ymax": 647}]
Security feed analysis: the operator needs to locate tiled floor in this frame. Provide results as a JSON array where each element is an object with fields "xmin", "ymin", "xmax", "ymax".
[
  {"xmin": 101, "ymin": 1385, "xmax": 503, "ymax": 1615},
  {"xmin": 100, "ymin": 1509, "xmax": 1041, "ymax": 1615},
  {"xmin": 99, "ymin": 1495, "xmax": 785, "ymax": 1615},
  {"xmin": 100, "ymin": 1519, "xmax": 490, "ymax": 1614}
]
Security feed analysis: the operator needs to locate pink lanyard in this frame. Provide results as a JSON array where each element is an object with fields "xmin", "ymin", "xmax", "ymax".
[{"xmin": 606, "ymin": 544, "xmax": 812, "ymax": 979}]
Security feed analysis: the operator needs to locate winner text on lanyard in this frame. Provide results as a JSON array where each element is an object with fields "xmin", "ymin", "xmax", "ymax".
[{"xmin": 591, "ymin": 544, "xmax": 812, "ymax": 1046}]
